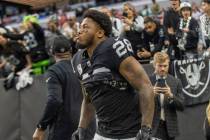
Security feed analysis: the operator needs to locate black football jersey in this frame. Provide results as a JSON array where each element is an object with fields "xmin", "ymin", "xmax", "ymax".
[{"xmin": 72, "ymin": 37, "xmax": 140, "ymax": 139}]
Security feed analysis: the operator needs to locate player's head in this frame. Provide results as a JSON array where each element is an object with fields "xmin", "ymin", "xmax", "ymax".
[
  {"xmin": 153, "ymin": 52, "xmax": 170, "ymax": 76},
  {"xmin": 77, "ymin": 9, "xmax": 112, "ymax": 49}
]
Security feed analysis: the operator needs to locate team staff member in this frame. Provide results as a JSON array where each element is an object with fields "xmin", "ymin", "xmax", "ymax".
[
  {"xmin": 32, "ymin": 36, "xmax": 82, "ymax": 140},
  {"xmin": 71, "ymin": 10, "xmax": 154, "ymax": 140}
]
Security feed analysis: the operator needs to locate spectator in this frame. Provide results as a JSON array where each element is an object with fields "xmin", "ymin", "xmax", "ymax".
[
  {"xmin": 141, "ymin": 5, "xmax": 152, "ymax": 17},
  {"xmin": 32, "ymin": 36, "xmax": 83, "ymax": 140},
  {"xmin": 138, "ymin": 16, "xmax": 169, "ymax": 63},
  {"xmin": 61, "ymin": 16, "xmax": 79, "ymax": 55},
  {"xmin": 3, "ymin": 15, "xmax": 50, "ymax": 74},
  {"xmin": 99, "ymin": 6, "xmax": 123, "ymax": 37},
  {"xmin": 0, "ymin": 35, "xmax": 31, "ymax": 75},
  {"xmin": 122, "ymin": 2, "xmax": 144, "ymax": 33},
  {"xmin": 151, "ymin": 0, "xmax": 161, "ymax": 16},
  {"xmin": 176, "ymin": 2, "xmax": 199, "ymax": 59},
  {"xmin": 163, "ymin": 0, "xmax": 181, "ymax": 60},
  {"xmin": 200, "ymin": 0, "xmax": 210, "ymax": 53},
  {"xmin": 192, "ymin": 2, "xmax": 202, "ymax": 20},
  {"xmin": 150, "ymin": 52, "xmax": 185, "ymax": 140},
  {"xmin": 121, "ymin": 2, "xmax": 144, "ymax": 59}
]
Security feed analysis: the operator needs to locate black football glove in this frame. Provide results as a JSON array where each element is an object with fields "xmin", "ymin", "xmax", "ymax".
[
  {"xmin": 72, "ymin": 127, "xmax": 87, "ymax": 140},
  {"xmin": 136, "ymin": 125, "xmax": 152, "ymax": 140}
]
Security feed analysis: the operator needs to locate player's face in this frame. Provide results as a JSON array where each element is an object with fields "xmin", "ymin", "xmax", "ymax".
[
  {"xmin": 77, "ymin": 18, "xmax": 98, "ymax": 49},
  {"xmin": 154, "ymin": 60, "xmax": 169, "ymax": 77}
]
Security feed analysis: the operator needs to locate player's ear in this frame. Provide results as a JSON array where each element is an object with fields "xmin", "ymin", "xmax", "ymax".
[{"xmin": 97, "ymin": 29, "xmax": 105, "ymax": 38}]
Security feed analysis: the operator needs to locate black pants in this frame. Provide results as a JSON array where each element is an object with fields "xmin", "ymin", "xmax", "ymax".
[{"xmin": 154, "ymin": 120, "xmax": 175, "ymax": 140}]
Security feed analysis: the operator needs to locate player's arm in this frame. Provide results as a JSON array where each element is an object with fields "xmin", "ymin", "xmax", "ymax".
[
  {"xmin": 119, "ymin": 56, "xmax": 154, "ymax": 128},
  {"xmin": 72, "ymin": 87, "xmax": 95, "ymax": 140},
  {"xmin": 78, "ymin": 92, "xmax": 95, "ymax": 128}
]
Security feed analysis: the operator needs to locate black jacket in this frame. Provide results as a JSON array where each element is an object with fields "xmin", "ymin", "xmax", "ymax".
[
  {"xmin": 141, "ymin": 23, "xmax": 168, "ymax": 56},
  {"xmin": 149, "ymin": 74, "xmax": 185, "ymax": 138},
  {"xmin": 176, "ymin": 18, "xmax": 199, "ymax": 53},
  {"xmin": 38, "ymin": 60, "xmax": 82, "ymax": 140}
]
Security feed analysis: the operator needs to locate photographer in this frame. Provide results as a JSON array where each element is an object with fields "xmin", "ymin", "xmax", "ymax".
[
  {"xmin": 149, "ymin": 52, "xmax": 185, "ymax": 140},
  {"xmin": 121, "ymin": 2, "xmax": 144, "ymax": 59}
]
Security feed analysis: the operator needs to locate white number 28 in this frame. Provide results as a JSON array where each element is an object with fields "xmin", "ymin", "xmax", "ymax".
[{"xmin": 112, "ymin": 39, "xmax": 133, "ymax": 58}]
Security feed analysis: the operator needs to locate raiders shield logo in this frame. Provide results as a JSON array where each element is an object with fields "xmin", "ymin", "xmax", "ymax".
[{"xmin": 174, "ymin": 58, "xmax": 210, "ymax": 98}]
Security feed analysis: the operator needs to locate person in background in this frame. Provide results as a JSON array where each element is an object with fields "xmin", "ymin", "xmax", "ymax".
[
  {"xmin": 163, "ymin": 0, "xmax": 181, "ymax": 60},
  {"xmin": 150, "ymin": 52, "xmax": 185, "ymax": 140},
  {"xmin": 176, "ymin": 2, "xmax": 199, "ymax": 59},
  {"xmin": 32, "ymin": 36, "xmax": 83, "ymax": 140},
  {"xmin": 200, "ymin": 0, "xmax": 210, "ymax": 56},
  {"xmin": 121, "ymin": 2, "xmax": 144, "ymax": 59},
  {"xmin": 138, "ymin": 16, "xmax": 169, "ymax": 63},
  {"xmin": 61, "ymin": 16, "xmax": 80, "ymax": 55},
  {"xmin": 151, "ymin": 0, "xmax": 161, "ymax": 16},
  {"xmin": 141, "ymin": 5, "xmax": 152, "ymax": 17},
  {"xmin": 99, "ymin": 6, "xmax": 123, "ymax": 37}
]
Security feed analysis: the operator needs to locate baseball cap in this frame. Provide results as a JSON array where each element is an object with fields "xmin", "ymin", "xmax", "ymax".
[
  {"xmin": 180, "ymin": 2, "xmax": 192, "ymax": 10},
  {"xmin": 50, "ymin": 35, "xmax": 71, "ymax": 54}
]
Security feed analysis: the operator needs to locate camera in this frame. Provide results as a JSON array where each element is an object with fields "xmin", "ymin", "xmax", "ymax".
[{"xmin": 122, "ymin": 12, "xmax": 128, "ymax": 17}]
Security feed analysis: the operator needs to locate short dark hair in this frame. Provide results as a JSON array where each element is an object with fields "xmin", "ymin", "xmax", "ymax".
[
  {"xmin": 83, "ymin": 9, "xmax": 112, "ymax": 37},
  {"xmin": 144, "ymin": 16, "xmax": 155, "ymax": 24},
  {"xmin": 203, "ymin": 0, "xmax": 210, "ymax": 4}
]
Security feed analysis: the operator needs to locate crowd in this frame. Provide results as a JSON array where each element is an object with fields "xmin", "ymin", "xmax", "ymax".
[
  {"xmin": 0, "ymin": 0, "xmax": 209, "ymax": 140},
  {"xmin": 0, "ymin": 0, "xmax": 209, "ymax": 79}
]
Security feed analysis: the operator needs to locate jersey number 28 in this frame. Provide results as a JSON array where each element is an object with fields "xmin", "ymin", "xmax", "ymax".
[{"xmin": 112, "ymin": 39, "xmax": 133, "ymax": 58}]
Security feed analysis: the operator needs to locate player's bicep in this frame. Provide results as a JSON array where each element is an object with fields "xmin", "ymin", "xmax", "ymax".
[{"xmin": 119, "ymin": 56, "xmax": 151, "ymax": 91}]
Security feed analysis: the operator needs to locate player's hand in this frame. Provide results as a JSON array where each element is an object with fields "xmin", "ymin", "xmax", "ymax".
[
  {"xmin": 72, "ymin": 127, "xmax": 87, "ymax": 140},
  {"xmin": 32, "ymin": 128, "xmax": 45, "ymax": 140},
  {"xmin": 136, "ymin": 126, "xmax": 152, "ymax": 140}
]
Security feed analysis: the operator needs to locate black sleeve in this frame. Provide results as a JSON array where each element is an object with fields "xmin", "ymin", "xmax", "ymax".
[
  {"xmin": 37, "ymin": 69, "xmax": 63, "ymax": 130},
  {"xmin": 6, "ymin": 40, "xmax": 29, "ymax": 55},
  {"xmin": 163, "ymin": 10, "xmax": 170, "ymax": 29},
  {"xmin": 189, "ymin": 19, "xmax": 199, "ymax": 38},
  {"xmin": 167, "ymin": 79, "xmax": 185, "ymax": 111},
  {"xmin": 3, "ymin": 32, "xmax": 25, "ymax": 40}
]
